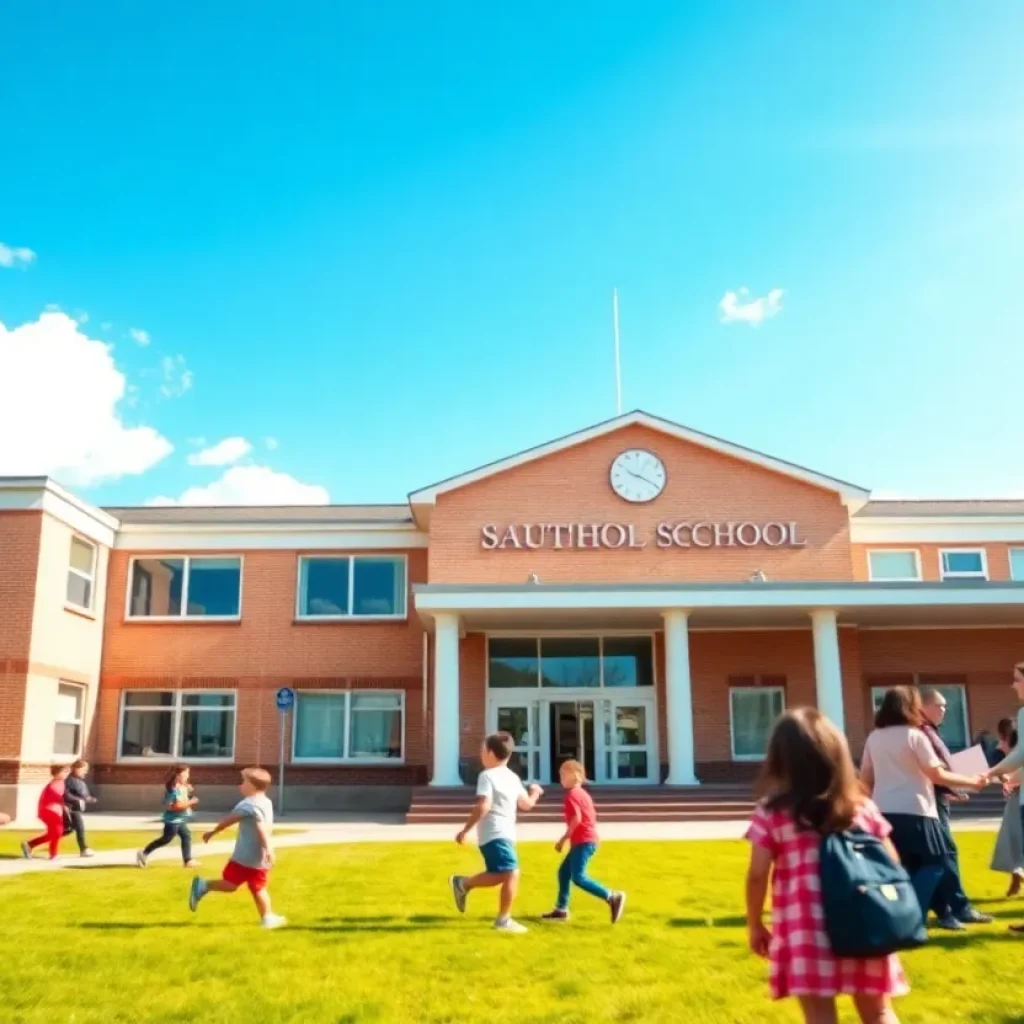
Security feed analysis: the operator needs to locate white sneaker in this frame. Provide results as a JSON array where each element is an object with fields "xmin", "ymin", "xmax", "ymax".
[
  {"xmin": 20, "ymin": 842, "xmax": 32, "ymax": 860},
  {"xmin": 494, "ymin": 917, "xmax": 528, "ymax": 934},
  {"xmin": 135, "ymin": 850, "xmax": 148, "ymax": 868},
  {"xmin": 261, "ymin": 914, "xmax": 287, "ymax": 930},
  {"xmin": 80, "ymin": 849, "xmax": 95, "ymax": 858}
]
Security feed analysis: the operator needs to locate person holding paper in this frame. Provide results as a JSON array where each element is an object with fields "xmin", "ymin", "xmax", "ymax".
[
  {"xmin": 860, "ymin": 686, "xmax": 989, "ymax": 932},
  {"xmin": 984, "ymin": 663, "xmax": 1024, "ymax": 931},
  {"xmin": 918, "ymin": 687, "xmax": 993, "ymax": 927}
]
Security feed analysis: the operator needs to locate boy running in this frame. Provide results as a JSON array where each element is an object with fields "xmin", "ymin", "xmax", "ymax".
[
  {"xmin": 189, "ymin": 767, "xmax": 285, "ymax": 929},
  {"xmin": 450, "ymin": 731, "xmax": 543, "ymax": 934}
]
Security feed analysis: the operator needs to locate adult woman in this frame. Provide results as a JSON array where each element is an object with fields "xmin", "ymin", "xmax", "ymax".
[
  {"xmin": 860, "ymin": 686, "xmax": 986, "ymax": 930},
  {"xmin": 990, "ymin": 718, "xmax": 1024, "ymax": 896}
]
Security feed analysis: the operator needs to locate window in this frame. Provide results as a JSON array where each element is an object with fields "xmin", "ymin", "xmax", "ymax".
[
  {"xmin": 867, "ymin": 550, "xmax": 921, "ymax": 582},
  {"xmin": 296, "ymin": 556, "xmax": 407, "ymax": 619},
  {"xmin": 730, "ymin": 686, "xmax": 785, "ymax": 760},
  {"xmin": 1010, "ymin": 549, "xmax": 1024, "ymax": 581},
  {"xmin": 128, "ymin": 556, "xmax": 242, "ymax": 619},
  {"xmin": 54, "ymin": 682, "xmax": 85, "ymax": 757},
  {"xmin": 66, "ymin": 536, "xmax": 96, "ymax": 610},
  {"xmin": 487, "ymin": 636, "xmax": 655, "ymax": 688},
  {"xmin": 939, "ymin": 549, "xmax": 988, "ymax": 580},
  {"xmin": 293, "ymin": 691, "xmax": 404, "ymax": 762},
  {"xmin": 118, "ymin": 690, "xmax": 236, "ymax": 760},
  {"xmin": 870, "ymin": 682, "xmax": 970, "ymax": 751}
]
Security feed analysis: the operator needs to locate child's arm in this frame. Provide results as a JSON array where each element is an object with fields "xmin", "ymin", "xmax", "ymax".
[
  {"xmin": 745, "ymin": 845, "xmax": 773, "ymax": 958},
  {"xmin": 455, "ymin": 796, "xmax": 490, "ymax": 845},
  {"xmin": 556, "ymin": 805, "xmax": 582, "ymax": 852},
  {"xmin": 255, "ymin": 819, "xmax": 274, "ymax": 866},
  {"xmin": 517, "ymin": 783, "xmax": 543, "ymax": 812},
  {"xmin": 202, "ymin": 813, "xmax": 243, "ymax": 844}
]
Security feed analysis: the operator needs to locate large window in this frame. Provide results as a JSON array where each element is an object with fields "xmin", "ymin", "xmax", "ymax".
[
  {"xmin": 488, "ymin": 636, "xmax": 654, "ymax": 689},
  {"xmin": 54, "ymin": 682, "xmax": 86, "ymax": 757},
  {"xmin": 939, "ymin": 549, "xmax": 988, "ymax": 581},
  {"xmin": 296, "ymin": 556, "xmax": 407, "ymax": 619},
  {"xmin": 119, "ymin": 690, "xmax": 236, "ymax": 760},
  {"xmin": 867, "ymin": 550, "xmax": 921, "ymax": 582},
  {"xmin": 730, "ymin": 686, "xmax": 785, "ymax": 760},
  {"xmin": 1010, "ymin": 549, "xmax": 1024, "ymax": 581},
  {"xmin": 66, "ymin": 536, "xmax": 96, "ymax": 611},
  {"xmin": 127, "ymin": 556, "xmax": 242, "ymax": 619},
  {"xmin": 293, "ymin": 691, "xmax": 404, "ymax": 762},
  {"xmin": 870, "ymin": 682, "xmax": 970, "ymax": 751}
]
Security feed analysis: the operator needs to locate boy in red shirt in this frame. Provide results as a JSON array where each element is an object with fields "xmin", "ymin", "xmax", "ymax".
[
  {"xmin": 542, "ymin": 760, "xmax": 625, "ymax": 924},
  {"xmin": 21, "ymin": 764, "xmax": 69, "ymax": 860}
]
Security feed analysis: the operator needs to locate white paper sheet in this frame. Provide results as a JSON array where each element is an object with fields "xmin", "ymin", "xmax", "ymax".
[{"xmin": 946, "ymin": 743, "xmax": 989, "ymax": 776}]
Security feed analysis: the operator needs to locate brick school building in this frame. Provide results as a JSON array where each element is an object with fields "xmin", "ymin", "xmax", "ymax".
[{"xmin": 2, "ymin": 410, "xmax": 1023, "ymax": 818}]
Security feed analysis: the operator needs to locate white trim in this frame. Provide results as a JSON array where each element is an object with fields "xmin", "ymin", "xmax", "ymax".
[
  {"xmin": 0, "ymin": 477, "xmax": 118, "ymax": 546},
  {"xmin": 1011, "ymin": 547, "xmax": 1024, "ymax": 582},
  {"xmin": 295, "ymin": 553, "xmax": 409, "ymax": 621},
  {"xmin": 866, "ymin": 548, "xmax": 922, "ymax": 582},
  {"xmin": 729, "ymin": 685, "xmax": 786, "ymax": 762},
  {"xmin": 852, "ymin": 518, "xmax": 1024, "ymax": 544},
  {"xmin": 114, "ymin": 524, "xmax": 427, "ymax": 551},
  {"xmin": 125, "ymin": 554, "xmax": 245, "ymax": 621},
  {"xmin": 860, "ymin": 623, "xmax": 1024, "ymax": 631},
  {"xmin": 53, "ymin": 681, "xmax": 87, "ymax": 759},
  {"xmin": 66, "ymin": 535, "xmax": 98, "ymax": 612},
  {"xmin": 408, "ymin": 410, "xmax": 870, "ymax": 508},
  {"xmin": 116, "ymin": 689, "xmax": 238, "ymax": 763},
  {"xmin": 939, "ymin": 548, "xmax": 989, "ymax": 581},
  {"xmin": 290, "ymin": 689, "xmax": 406, "ymax": 764}
]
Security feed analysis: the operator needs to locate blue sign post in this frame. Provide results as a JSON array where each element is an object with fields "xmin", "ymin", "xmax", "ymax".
[{"xmin": 276, "ymin": 688, "xmax": 295, "ymax": 815}]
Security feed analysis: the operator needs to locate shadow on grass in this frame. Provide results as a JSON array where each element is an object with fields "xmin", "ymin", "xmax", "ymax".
[
  {"xmin": 927, "ymin": 930, "xmax": 1024, "ymax": 949},
  {"xmin": 668, "ymin": 915, "xmax": 746, "ymax": 928},
  {"xmin": 80, "ymin": 922, "xmax": 216, "ymax": 930},
  {"xmin": 308, "ymin": 913, "xmax": 449, "ymax": 932}
]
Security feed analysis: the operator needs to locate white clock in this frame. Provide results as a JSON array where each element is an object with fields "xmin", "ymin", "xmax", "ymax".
[{"xmin": 609, "ymin": 448, "xmax": 667, "ymax": 503}]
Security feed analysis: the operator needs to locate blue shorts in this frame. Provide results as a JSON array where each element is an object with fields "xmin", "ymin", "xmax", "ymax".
[{"xmin": 480, "ymin": 839, "xmax": 518, "ymax": 874}]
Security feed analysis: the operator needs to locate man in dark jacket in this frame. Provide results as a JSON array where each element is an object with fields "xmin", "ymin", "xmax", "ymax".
[
  {"xmin": 920, "ymin": 687, "xmax": 993, "ymax": 928},
  {"xmin": 63, "ymin": 759, "xmax": 97, "ymax": 857}
]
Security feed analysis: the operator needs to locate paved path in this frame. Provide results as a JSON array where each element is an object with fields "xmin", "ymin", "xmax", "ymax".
[{"xmin": 1, "ymin": 814, "xmax": 1001, "ymax": 879}]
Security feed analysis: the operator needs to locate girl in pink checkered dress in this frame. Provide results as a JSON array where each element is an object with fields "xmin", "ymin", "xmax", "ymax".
[{"xmin": 745, "ymin": 708, "xmax": 909, "ymax": 1024}]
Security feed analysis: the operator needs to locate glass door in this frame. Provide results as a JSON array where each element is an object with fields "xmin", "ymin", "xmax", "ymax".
[
  {"xmin": 490, "ymin": 699, "xmax": 542, "ymax": 781},
  {"xmin": 598, "ymin": 697, "xmax": 657, "ymax": 783}
]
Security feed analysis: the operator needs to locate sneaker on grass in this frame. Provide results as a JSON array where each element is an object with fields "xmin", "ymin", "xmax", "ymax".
[
  {"xmin": 135, "ymin": 850, "xmax": 148, "ymax": 868},
  {"xmin": 449, "ymin": 875, "xmax": 468, "ymax": 914},
  {"xmin": 261, "ymin": 914, "xmax": 287, "ymax": 930},
  {"xmin": 494, "ymin": 918, "xmax": 527, "ymax": 934},
  {"xmin": 541, "ymin": 909, "xmax": 569, "ymax": 922},
  {"xmin": 609, "ymin": 891, "xmax": 627, "ymax": 924},
  {"xmin": 189, "ymin": 876, "xmax": 208, "ymax": 913},
  {"xmin": 20, "ymin": 842, "xmax": 31, "ymax": 860}
]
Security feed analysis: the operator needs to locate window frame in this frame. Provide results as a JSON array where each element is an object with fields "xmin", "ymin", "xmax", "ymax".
[
  {"xmin": 866, "ymin": 548, "xmax": 922, "ymax": 582},
  {"xmin": 728, "ymin": 685, "xmax": 786, "ymax": 762},
  {"xmin": 938, "ymin": 548, "xmax": 989, "ymax": 581},
  {"xmin": 291, "ymin": 689, "xmax": 406, "ymax": 764},
  {"xmin": 485, "ymin": 633, "xmax": 657, "ymax": 689},
  {"xmin": 870, "ymin": 682, "xmax": 971, "ymax": 752},
  {"xmin": 66, "ymin": 535, "xmax": 97, "ymax": 613},
  {"xmin": 53, "ymin": 681, "xmax": 87, "ymax": 758},
  {"xmin": 1009, "ymin": 548, "xmax": 1024, "ymax": 582},
  {"xmin": 116, "ymin": 689, "xmax": 238, "ymax": 763},
  {"xmin": 124, "ymin": 554, "xmax": 245, "ymax": 622},
  {"xmin": 294, "ymin": 554, "xmax": 409, "ymax": 622}
]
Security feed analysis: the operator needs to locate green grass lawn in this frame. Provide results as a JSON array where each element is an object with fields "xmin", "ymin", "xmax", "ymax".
[
  {"xmin": 0, "ymin": 828, "xmax": 303, "ymax": 859},
  {"xmin": 2, "ymin": 833, "xmax": 1022, "ymax": 1023}
]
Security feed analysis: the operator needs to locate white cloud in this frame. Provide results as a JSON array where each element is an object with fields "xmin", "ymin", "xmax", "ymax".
[
  {"xmin": 718, "ymin": 287, "xmax": 784, "ymax": 327},
  {"xmin": 0, "ymin": 311, "xmax": 173, "ymax": 485},
  {"xmin": 187, "ymin": 436, "xmax": 253, "ymax": 467},
  {"xmin": 0, "ymin": 243, "xmax": 36, "ymax": 269},
  {"xmin": 159, "ymin": 354, "xmax": 193, "ymax": 397},
  {"xmin": 129, "ymin": 327, "xmax": 151, "ymax": 346},
  {"xmin": 265, "ymin": 436, "xmax": 279, "ymax": 451},
  {"xmin": 149, "ymin": 464, "xmax": 330, "ymax": 506}
]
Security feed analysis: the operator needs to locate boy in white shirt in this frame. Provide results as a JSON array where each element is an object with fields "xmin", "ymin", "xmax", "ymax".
[{"xmin": 450, "ymin": 731, "xmax": 543, "ymax": 933}]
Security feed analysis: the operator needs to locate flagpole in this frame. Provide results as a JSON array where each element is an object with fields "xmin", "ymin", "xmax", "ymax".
[{"xmin": 612, "ymin": 287, "xmax": 623, "ymax": 415}]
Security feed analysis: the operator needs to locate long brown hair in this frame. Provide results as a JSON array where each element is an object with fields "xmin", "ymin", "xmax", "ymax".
[
  {"xmin": 164, "ymin": 764, "xmax": 190, "ymax": 793},
  {"xmin": 874, "ymin": 685, "xmax": 923, "ymax": 729},
  {"xmin": 756, "ymin": 707, "xmax": 861, "ymax": 834}
]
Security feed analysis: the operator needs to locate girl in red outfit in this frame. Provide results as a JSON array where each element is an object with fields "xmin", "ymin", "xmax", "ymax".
[
  {"xmin": 22, "ymin": 764, "xmax": 70, "ymax": 861},
  {"xmin": 746, "ymin": 709, "xmax": 908, "ymax": 1024}
]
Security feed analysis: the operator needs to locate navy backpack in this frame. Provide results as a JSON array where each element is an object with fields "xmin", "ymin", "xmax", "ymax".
[{"xmin": 819, "ymin": 827, "xmax": 928, "ymax": 958}]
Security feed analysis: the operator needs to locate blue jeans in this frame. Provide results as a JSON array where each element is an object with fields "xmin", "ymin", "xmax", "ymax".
[
  {"xmin": 557, "ymin": 842, "xmax": 610, "ymax": 910},
  {"xmin": 144, "ymin": 821, "xmax": 192, "ymax": 864}
]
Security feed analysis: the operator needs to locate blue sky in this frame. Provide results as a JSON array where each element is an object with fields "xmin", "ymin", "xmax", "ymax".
[{"xmin": 1, "ymin": 2, "xmax": 1022, "ymax": 506}]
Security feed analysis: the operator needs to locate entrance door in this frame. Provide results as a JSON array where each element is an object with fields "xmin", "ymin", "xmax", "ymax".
[
  {"xmin": 598, "ymin": 697, "xmax": 657, "ymax": 784},
  {"xmin": 549, "ymin": 701, "xmax": 596, "ymax": 781},
  {"xmin": 491, "ymin": 700, "xmax": 542, "ymax": 781}
]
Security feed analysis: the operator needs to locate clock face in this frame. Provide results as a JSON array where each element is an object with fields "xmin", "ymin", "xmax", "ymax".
[{"xmin": 609, "ymin": 449, "xmax": 667, "ymax": 503}]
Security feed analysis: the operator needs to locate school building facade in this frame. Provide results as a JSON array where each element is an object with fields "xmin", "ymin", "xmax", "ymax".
[{"xmin": 2, "ymin": 410, "xmax": 1023, "ymax": 818}]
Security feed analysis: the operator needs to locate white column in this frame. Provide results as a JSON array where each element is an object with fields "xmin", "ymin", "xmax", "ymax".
[
  {"xmin": 662, "ymin": 609, "xmax": 699, "ymax": 786},
  {"xmin": 811, "ymin": 608, "xmax": 845, "ymax": 732},
  {"xmin": 430, "ymin": 612, "xmax": 462, "ymax": 787}
]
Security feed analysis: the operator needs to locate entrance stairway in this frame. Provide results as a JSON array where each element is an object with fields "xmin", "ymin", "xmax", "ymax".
[{"xmin": 405, "ymin": 785, "xmax": 1006, "ymax": 825}]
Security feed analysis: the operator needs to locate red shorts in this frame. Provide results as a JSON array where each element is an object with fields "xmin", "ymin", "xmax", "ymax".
[{"xmin": 222, "ymin": 860, "xmax": 269, "ymax": 893}]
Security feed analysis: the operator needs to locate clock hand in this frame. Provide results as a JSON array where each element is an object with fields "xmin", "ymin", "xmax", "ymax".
[{"xmin": 624, "ymin": 467, "xmax": 658, "ymax": 487}]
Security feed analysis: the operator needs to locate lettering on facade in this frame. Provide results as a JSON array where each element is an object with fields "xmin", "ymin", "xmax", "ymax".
[{"xmin": 480, "ymin": 521, "xmax": 807, "ymax": 550}]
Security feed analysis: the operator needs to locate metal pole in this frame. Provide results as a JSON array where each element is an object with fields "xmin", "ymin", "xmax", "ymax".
[
  {"xmin": 278, "ymin": 711, "xmax": 286, "ymax": 817},
  {"xmin": 612, "ymin": 287, "xmax": 623, "ymax": 415}
]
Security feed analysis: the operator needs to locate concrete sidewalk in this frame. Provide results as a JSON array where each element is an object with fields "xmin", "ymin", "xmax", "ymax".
[{"xmin": 1, "ymin": 814, "xmax": 1001, "ymax": 879}]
